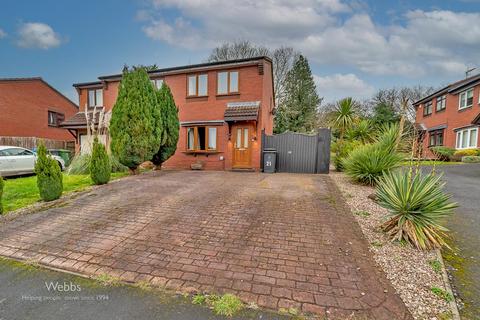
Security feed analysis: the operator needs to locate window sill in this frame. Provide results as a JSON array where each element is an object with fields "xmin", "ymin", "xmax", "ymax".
[
  {"xmin": 186, "ymin": 95, "xmax": 208, "ymax": 99},
  {"xmin": 184, "ymin": 150, "xmax": 222, "ymax": 155},
  {"xmin": 435, "ymin": 108, "xmax": 446, "ymax": 113},
  {"xmin": 216, "ymin": 93, "xmax": 240, "ymax": 97},
  {"xmin": 48, "ymin": 124, "xmax": 60, "ymax": 127},
  {"xmin": 459, "ymin": 105, "xmax": 473, "ymax": 112},
  {"xmin": 423, "ymin": 114, "xmax": 432, "ymax": 118}
]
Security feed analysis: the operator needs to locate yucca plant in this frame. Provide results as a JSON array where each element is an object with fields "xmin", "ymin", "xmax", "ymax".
[{"xmin": 376, "ymin": 170, "xmax": 457, "ymax": 250}]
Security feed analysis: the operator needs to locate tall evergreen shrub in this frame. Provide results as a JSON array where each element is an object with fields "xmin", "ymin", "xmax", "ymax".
[
  {"xmin": 90, "ymin": 136, "xmax": 111, "ymax": 185},
  {"xmin": 35, "ymin": 142, "xmax": 63, "ymax": 201}
]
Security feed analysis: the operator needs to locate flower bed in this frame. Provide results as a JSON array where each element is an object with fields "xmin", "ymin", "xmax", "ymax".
[{"xmin": 330, "ymin": 172, "xmax": 453, "ymax": 319}]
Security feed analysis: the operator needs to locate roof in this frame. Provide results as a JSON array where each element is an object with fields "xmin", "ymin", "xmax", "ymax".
[
  {"xmin": 60, "ymin": 110, "xmax": 102, "ymax": 128},
  {"xmin": 73, "ymin": 56, "xmax": 272, "ymax": 88},
  {"xmin": 0, "ymin": 77, "xmax": 78, "ymax": 109},
  {"xmin": 472, "ymin": 113, "xmax": 480, "ymax": 125},
  {"xmin": 413, "ymin": 73, "xmax": 480, "ymax": 106},
  {"xmin": 224, "ymin": 101, "xmax": 260, "ymax": 122}
]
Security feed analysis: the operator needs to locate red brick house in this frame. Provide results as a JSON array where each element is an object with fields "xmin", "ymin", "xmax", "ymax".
[
  {"xmin": 414, "ymin": 73, "xmax": 480, "ymax": 156},
  {"xmin": 61, "ymin": 57, "xmax": 275, "ymax": 170},
  {"xmin": 0, "ymin": 77, "xmax": 78, "ymax": 142}
]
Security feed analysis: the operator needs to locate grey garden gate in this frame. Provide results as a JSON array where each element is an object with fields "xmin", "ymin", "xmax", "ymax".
[{"xmin": 261, "ymin": 128, "xmax": 331, "ymax": 174}]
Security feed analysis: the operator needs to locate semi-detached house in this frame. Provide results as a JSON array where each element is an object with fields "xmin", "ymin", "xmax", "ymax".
[{"xmin": 61, "ymin": 57, "xmax": 275, "ymax": 171}]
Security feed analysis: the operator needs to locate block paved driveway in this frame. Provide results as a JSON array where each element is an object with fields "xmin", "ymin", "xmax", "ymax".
[{"xmin": 0, "ymin": 171, "xmax": 411, "ymax": 319}]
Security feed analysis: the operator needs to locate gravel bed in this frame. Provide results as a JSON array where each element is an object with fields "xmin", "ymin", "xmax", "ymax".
[{"xmin": 330, "ymin": 172, "xmax": 452, "ymax": 320}]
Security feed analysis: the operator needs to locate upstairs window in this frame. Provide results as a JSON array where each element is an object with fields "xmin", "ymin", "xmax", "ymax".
[
  {"xmin": 456, "ymin": 127, "xmax": 478, "ymax": 149},
  {"xmin": 217, "ymin": 71, "xmax": 239, "ymax": 95},
  {"xmin": 186, "ymin": 126, "xmax": 217, "ymax": 151},
  {"xmin": 436, "ymin": 95, "xmax": 446, "ymax": 112},
  {"xmin": 152, "ymin": 79, "xmax": 164, "ymax": 89},
  {"xmin": 187, "ymin": 74, "xmax": 208, "ymax": 97},
  {"xmin": 423, "ymin": 101, "xmax": 432, "ymax": 116},
  {"xmin": 48, "ymin": 111, "xmax": 64, "ymax": 127},
  {"xmin": 88, "ymin": 89, "xmax": 103, "ymax": 107},
  {"xmin": 428, "ymin": 130, "xmax": 444, "ymax": 147},
  {"xmin": 459, "ymin": 88, "xmax": 473, "ymax": 110}
]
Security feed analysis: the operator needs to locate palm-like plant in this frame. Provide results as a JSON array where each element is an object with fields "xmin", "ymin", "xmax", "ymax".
[
  {"xmin": 346, "ymin": 119, "xmax": 373, "ymax": 144},
  {"xmin": 331, "ymin": 97, "xmax": 357, "ymax": 143},
  {"xmin": 376, "ymin": 170, "xmax": 457, "ymax": 250}
]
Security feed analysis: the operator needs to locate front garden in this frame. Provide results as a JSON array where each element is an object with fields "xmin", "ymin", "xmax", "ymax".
[{"xmin": 328, "ymin": 97, "xmax": 459, "ymax": 319}]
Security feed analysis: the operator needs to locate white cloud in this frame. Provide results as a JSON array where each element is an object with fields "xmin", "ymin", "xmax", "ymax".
[
  {"xmin": 17, "ymin": 22, "xmax": 62, "ymax": 49},
  {"xmin": 0, "ymin": 28, "xmax": 6, "ymax": 39},
  {"xmin": 139, "ymin": 1, "xmax": 480, "ymax": 79},
  {"xmin": 314, "ymin": 73, "xmax": 375, "ymax": 103}
]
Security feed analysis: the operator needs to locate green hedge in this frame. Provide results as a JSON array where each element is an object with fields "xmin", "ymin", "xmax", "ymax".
[
  {"xmin": 462, "ymin": 156, "xmax": 480, "ymax": 163},
  {"xmin": 430, "ymin": 146, "xmax": 455, "ymax": 161}
]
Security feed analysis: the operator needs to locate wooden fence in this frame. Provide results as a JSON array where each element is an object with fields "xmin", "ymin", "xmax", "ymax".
[{"xmin": 0, "ymin": 136, "xmax": 75, "ymax": 153}]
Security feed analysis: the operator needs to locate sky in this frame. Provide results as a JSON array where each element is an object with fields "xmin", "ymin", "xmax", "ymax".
[{"xmin": 0, "ymin": 0, "xmax": 479, "ymax": 104}]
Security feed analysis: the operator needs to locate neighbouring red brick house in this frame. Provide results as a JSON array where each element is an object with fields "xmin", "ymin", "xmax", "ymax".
[
  {"xmin": 414, "ymin": 73, "xmax": 480, "ymax": 157},
  {"xmin": 61, "ymin": 57, "xmax": 275, "ymax": 171},
  {"xmin": 0, "ymin": 77, "xmax": 78, "ymax": 142}
]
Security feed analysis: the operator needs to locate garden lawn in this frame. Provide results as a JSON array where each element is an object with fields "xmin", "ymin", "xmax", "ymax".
[
  {"xmin": 400, "ymin": 160, "xmax": 462, "ymax": 166},
  {"xmin": 2, "ymin": 172, "xmax": 128, "ymax": 213}
]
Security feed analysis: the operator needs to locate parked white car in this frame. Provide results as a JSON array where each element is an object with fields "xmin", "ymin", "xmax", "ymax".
[{"xmin": 0, "ymin": 146, "xmax": 65, "ymax": 177}]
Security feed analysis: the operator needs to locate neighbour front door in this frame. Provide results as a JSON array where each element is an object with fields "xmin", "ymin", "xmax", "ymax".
[{"xmin": 233, "ymin": 126, "xmax": 252, "ymax": 168}]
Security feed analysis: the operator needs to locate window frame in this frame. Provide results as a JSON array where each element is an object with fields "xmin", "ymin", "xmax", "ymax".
[
  {"xmin": 87, "ymin": 88, "xmax": 103, "ymax": 107},
  {"xmin": 151, "ymin": 78, "xmax": 164, "ymax": 90},
  {"xmin": 185, "ymin": 126, "xmax": 217, "ymax": 152},
  {"xmin": 187, "ymin": 74, "xmax": 208, "ymax": 97},
  {"xmin": 48, "ymin": 110, "xmax": 65, "ymax": 127},
  {"xmin": 423, "ymin": 101, "xmax": 433, "ymax": 116},
  {"xmin": 436, "ymin": 95, "xmax": 446, "ymax": 112},
  {"xmin": 456, "ymin": 127, "xmax": 478, "ymax": 149},
  {"xmin": 459, "ymin": 88, "xmax": 474, "ymax": 110},
  {"xmin": 428, "ymin": 129, "xmax": 444, "ymax": 147},
  {"xmin": 217, "ymin": 71, "xmax": 239, "ymax": 95}
]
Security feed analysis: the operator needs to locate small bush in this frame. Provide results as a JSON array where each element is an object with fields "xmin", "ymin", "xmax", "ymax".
[
  {"xmin": 0, "ymin": 176, "xmax": 4, "ymax": 214},
  {"xmin": 332, "ymin": 140, "xmax": 362, "ymax": 171},
  {"xmin": 431, "ymin": 146, "xmax": 455, "ymax": 161},
  {"xmin": 377, "ymin": 170, "xmax": 457, "ymax": 250},
  {"xmin": 35, "ymin": 142, "xmax": 63, "ymax": 201},
  {"xmin": 90, "ymin": 136, "xmax": 111, "ymax": 185},
  {"xmin": 454, "ymin": 148, "xmax": 479, "ymax": 157},
  {"xmin": 462, "ymin": 155, "xmax": 480, "ymax": 163},
  {"xmin": 67, "ymin": 153, "xmax": 128, "ymax": 175}
]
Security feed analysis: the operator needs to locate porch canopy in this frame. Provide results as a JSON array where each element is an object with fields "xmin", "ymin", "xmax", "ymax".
[{"xmin": 224, "ymin": 101, "xmax": 260, "ymax": 122}]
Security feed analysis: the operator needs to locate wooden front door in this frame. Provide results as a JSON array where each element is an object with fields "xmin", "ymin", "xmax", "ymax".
[{"xmin": 233, "ymin": 125, "xmax": 252, "ymax": 168}]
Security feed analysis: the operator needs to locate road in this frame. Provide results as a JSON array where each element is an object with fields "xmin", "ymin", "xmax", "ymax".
[
  {"xmin": 0, "ymin": 258, "xmax": 286, "ymax": 320},
  {"xmin": 424, "ymin": 164, "xmax": 480, "ymax": 319}
]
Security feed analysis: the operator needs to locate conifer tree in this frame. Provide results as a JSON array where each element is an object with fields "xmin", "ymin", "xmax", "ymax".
[
  {"xmin": 274, "ymin": 55, "xmax": 320, "ymax": 133},
  {"xmin": 90, "ymin": 136, "xmax": 111, "ymax": 185},
  {"xmin": 35, "ymin": 142, "xmax": 63, "ymax": 201},
  {"xmin": 109, "ymin": 67, "xmax": 162, "ymax": 173},
  {"xmin": 152, "ymin": 83, "xmax": 179, "ymax": 169}
]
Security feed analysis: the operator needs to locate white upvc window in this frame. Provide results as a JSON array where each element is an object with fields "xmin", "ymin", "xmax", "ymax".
[
  {"xmin": 187, "ymin": 74, "xmax": 208, "ymax": 97},
  {"xmin": 456, "ymin": 127, "xmax": 478, "ymax": 149},
  {"xmin": 88, "ymin": 89, "xmax": 103, "ymax": 107},
  {"xmin": 151, "ymin": 79, "xmax": 164, "ymax": 89},
  {"xmin": 459, "ymin": 88, "xmax": 473, "ymax": 110}
]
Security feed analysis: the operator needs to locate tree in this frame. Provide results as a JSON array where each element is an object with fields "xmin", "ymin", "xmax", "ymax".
[
  {"xmin": 152, "ymin": 83, "xmax": 180, "ymax": 169},
  {"xmin": 207, "ymin": 40, "xmax": 298, "ymax": 108},
  {"xmin": 109, "ymin": 67, "xmax": 162, "ymax": 173},
  {"xmin": 331, "ymin": 97, "xmax": 358, "ymax": 143},
  {"xmin": 35, "ymin": 142, "xmax": 63, "ymax": 201},
  {"xmin": 90, "ymin": 136, "xmax": 111, "ymax": 185},
  {"xmin": 371, "ymin": 102, "xmax": 399, "ymax": 127},
  {"xmin": 274, "ymin": 55, "xmax": 320, "ymax": 133}
]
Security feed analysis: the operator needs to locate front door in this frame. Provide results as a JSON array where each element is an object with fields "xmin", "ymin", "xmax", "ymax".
[{"xmin": 233, "ymin": 126, "xmax": 252, "ymax": 168}]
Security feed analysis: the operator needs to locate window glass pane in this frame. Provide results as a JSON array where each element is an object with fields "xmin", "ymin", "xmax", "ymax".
[
  {"xmin": 217, "ymin": 72, "xmax": 228, "ymax": 94},
  {"xmin": 188, "ymin": 76, "xmax": 196, "ymax": 96},
  {"xmin": 88, "ymin": 90, "xmax": 95, "ymax": 107},
  {"xmin": 462, "ymin": 130, "xmax": 468, "ymax": 148},
  {"xmin": 187, "ymin": 128, "xmax": 195, "ymax": 150},
  {"xmin": 429, "ymin": 134, "xmax": 435, "ymax": 146},
  {"xmin": 460, "ymin": 92, "xmax": 466, "ymax": 108},
  {"xmin": 438, "ymin": 132, "xmax": 443, "ymax": 146},
  {"xmin": 470, "ymin": 129, "xmax": 477, "ymax": 147},
  {"xmin": 467, "ymin": 89, "xmax": 473, "ymax": 106},
  {"xmin": 208, "ymin": 127, "xmax": 217, "ymax": 149},
  {"xmin": 197, "ymin": 127, "xmax": 206, "ymax": 150},
  {"xmin": 243, "ymin": 128, "xmax": 249, "ymax": 148},
  {"xmin": 96, "ymin": 89, "xmax": 103, "ymax": 106},
  {"xmin": 456, "ymin": 132, "xmax": 461, "ymax": 148},
  {"xmin": 230, "ymin": 72, "xmax": 238, "ymax": 92},
  {"xmin": 155, "ymin": 79, "xmax": 164, "ymax": 89},
  {"xmin": 198, "ymin": 74, "xmax": 208, "ymax": 96},
  {"xmin": 236, "ymin": 128, "xmax": 242, "ymax": 148}
]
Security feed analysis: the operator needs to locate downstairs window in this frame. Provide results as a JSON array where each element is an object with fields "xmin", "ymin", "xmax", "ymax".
[{"xmin": 186, "ymin": 126, "xmax": 217, "ymax": 151}]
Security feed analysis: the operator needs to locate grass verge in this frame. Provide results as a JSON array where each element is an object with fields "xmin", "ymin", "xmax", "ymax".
[{"xmin": 1, "ymin": 172, "xmax": 128, "ymax": 213}]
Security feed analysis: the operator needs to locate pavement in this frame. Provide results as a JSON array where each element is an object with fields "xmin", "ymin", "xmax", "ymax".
[
  {"xmin": 0, "ymin": 170, "xmax": 411, "ymax": 319},
  {"xmin": 0, "ymin": 257, "xmax": 286, "ymax": 320},
  {"xmin": 424, "ymin": 164, "xmax": 480, "ymax": 319}
]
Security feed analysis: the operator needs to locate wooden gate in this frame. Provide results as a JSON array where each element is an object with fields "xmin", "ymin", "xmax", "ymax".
[{"xmin": 261, "ymin": 128, "xmax": 331, "ymax": 174}]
